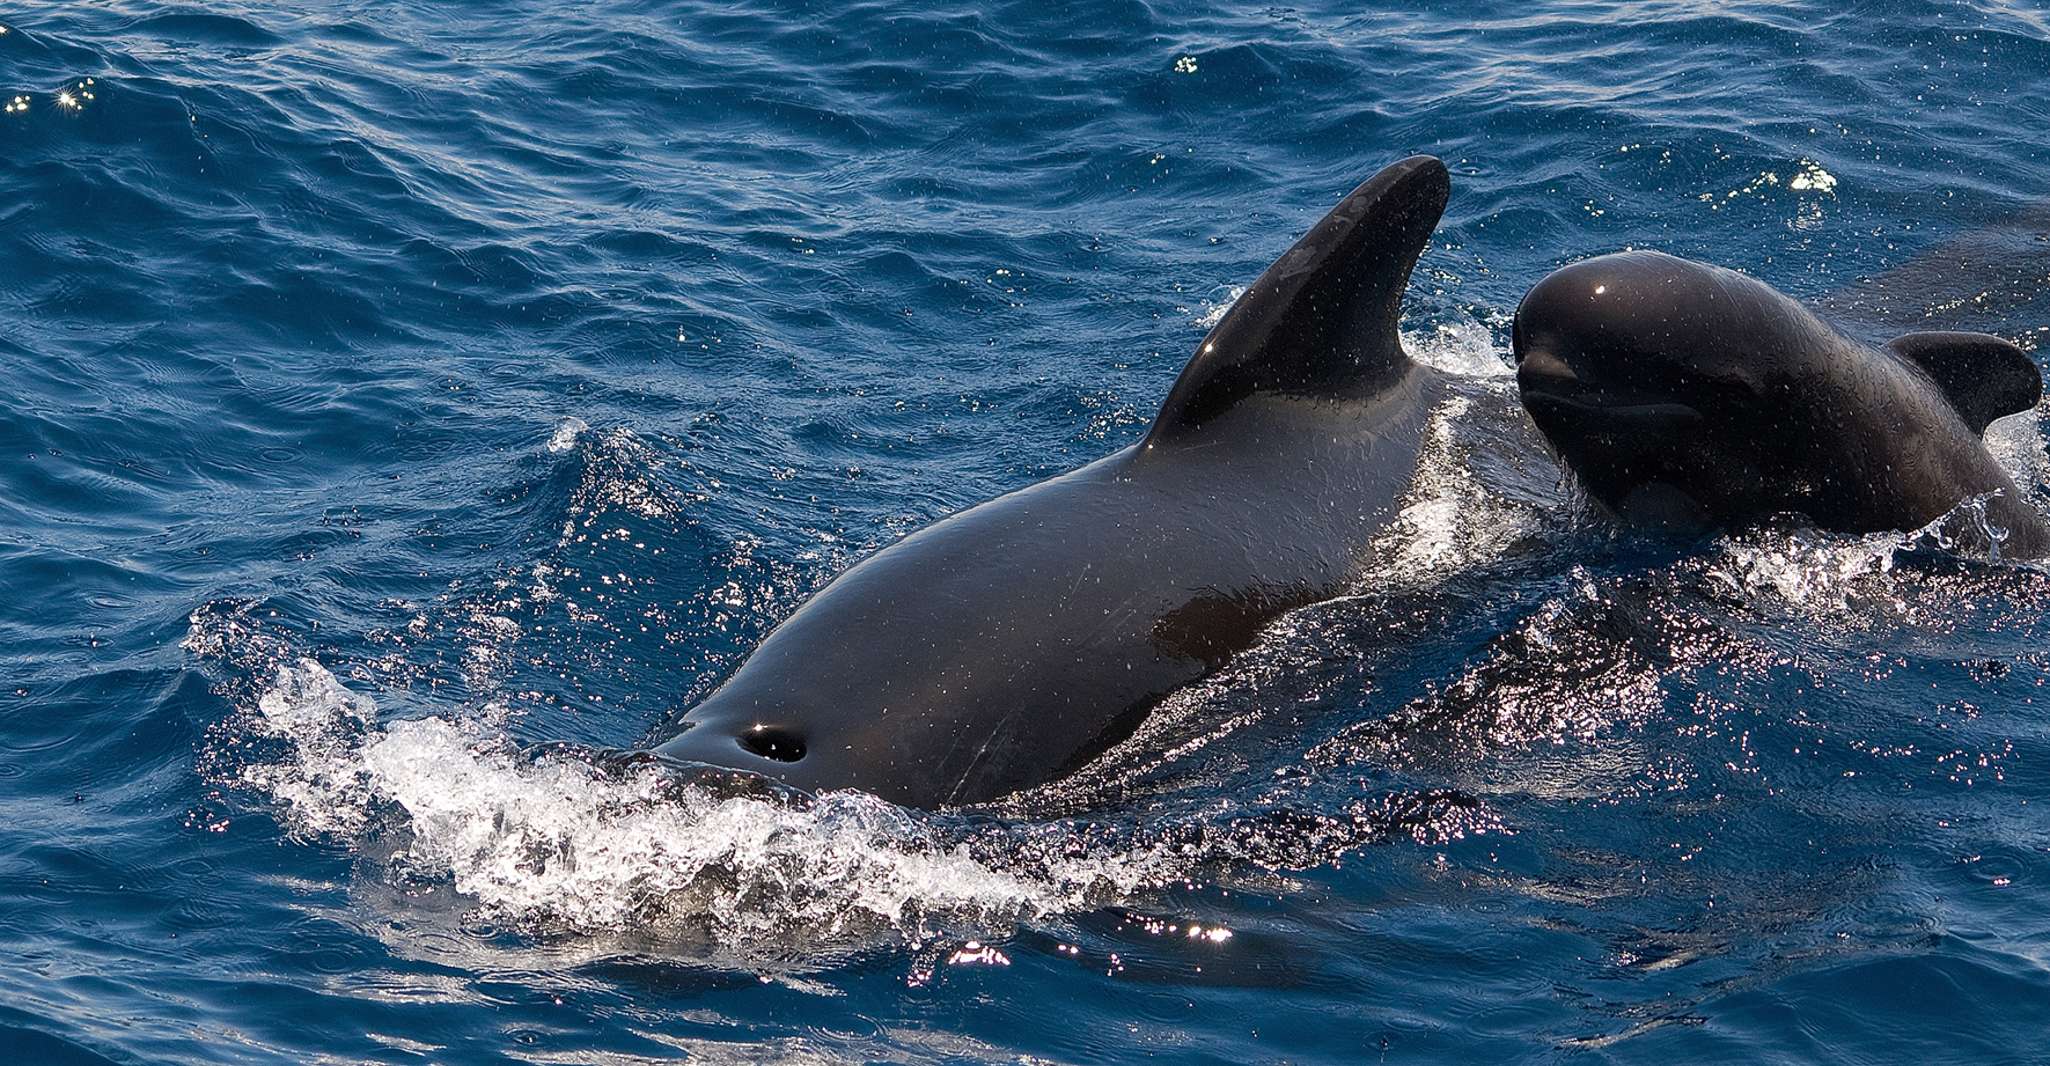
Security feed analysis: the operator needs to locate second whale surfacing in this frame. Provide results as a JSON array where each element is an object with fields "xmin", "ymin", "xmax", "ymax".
[
  {"xmin": 1513, "ymin": 250, "xmax": 2050, "ymax": 557},
  {"xmin": 652, "ymin": 155, "xmax": 1454, "ymax": 808}
]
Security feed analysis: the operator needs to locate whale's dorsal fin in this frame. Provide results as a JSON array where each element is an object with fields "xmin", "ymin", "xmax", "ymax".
[
  {"xmin": 1886, "ymin": 330, "xmax": 2042, "ymax": 433},
  {"xmin": 1144, "ymin": 155, "xmax": 1449, "ymax": 447}
]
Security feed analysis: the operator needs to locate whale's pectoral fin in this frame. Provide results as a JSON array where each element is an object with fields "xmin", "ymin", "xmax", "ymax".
[
  {"xmin": 1886, "ymin": 330, "xmax": 2044, "ymax": 433},
  {"xmin": 1144, "ymin": 155, "xmax": 1450, "ymax": 446}
]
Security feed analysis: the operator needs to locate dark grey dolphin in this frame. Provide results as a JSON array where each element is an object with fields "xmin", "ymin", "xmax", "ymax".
[
  {"xmin": 653, "ymin": 155, "xmax": 1453, "ymax": 807},
  {"xmin": 1512, "ymin": 250, "xmax": 2050, "ymax": 556}
]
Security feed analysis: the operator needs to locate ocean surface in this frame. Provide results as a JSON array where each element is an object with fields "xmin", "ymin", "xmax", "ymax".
[{"xmin": 7, "ymin": 1, "xmax": 2050, "ymax": 1061}]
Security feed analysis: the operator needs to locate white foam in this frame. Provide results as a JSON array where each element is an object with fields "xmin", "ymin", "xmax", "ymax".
[
  {"xmin": 1701, "ymin": 493, "xmax": 2016, "ymax": 612},
  {"xmin": 545, "ymin": 416, "xmax": 589, "ymax": 453},
  {"xmin": 243, "ymin": 659, "xmax": 380, "ymax": 836},
  {"xmin": 220, "ymin": 654, "xmax": 1184, "ymax": 944},
  {"xmin": 1191, "ymin": 285, "xmax": 1244, "ymax": 329},
  {"xmin": 362, "ymin": 712, "xmax": 1046, "ymax": 936},
  {"xmin": 1404, "ymin": 320, "xmax": 1514, "ymax": 381},
  {"xmin": 1787, "ymin": 160, "xmax": 1838, "ymax": 194},
  {"xmin": 1702, "ymin": 528, "xmax": 1904, "ymax": 611}
]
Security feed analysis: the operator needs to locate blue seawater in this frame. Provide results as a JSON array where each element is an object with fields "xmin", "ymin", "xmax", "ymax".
[{"xmin": 6, "ymin": 1, "xmax": 2050, "ymax": 1061}]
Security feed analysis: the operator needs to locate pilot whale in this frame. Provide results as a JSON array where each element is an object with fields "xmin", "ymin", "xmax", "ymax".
[
  {"xmin": 1513, "ymin": 250, "xmax": 2050, "ymax": 557},
  {"xmin": 652, "ymin": 155, "xmax": 1454, "ymax": 807}
]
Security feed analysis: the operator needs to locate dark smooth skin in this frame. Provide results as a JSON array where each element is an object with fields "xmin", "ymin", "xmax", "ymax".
[
  {"xmin": 1513, "ymin": 250, "xmax": 2050, "ymax": 556},
  {"xmin": 653, "ymin": 155, "xmax": 1454, "ymax": 808}
]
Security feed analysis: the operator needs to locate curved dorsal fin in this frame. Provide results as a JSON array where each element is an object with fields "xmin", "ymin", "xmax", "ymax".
[
  {"xmin": 1886, "ymin": 330, "xmax": 2042, "ymax": 433},
  {"xmin": 1144, "ymin": 155, "xmax": 1450, "ymax": 447}
]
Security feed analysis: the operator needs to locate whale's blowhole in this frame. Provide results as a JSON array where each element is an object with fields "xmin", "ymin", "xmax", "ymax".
[{"xmin": 738, "ymin": 724, "xmax": 806, "ymax": 762}]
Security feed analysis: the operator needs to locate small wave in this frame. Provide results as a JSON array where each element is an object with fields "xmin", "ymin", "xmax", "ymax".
[
  {"xmin": 219, "ymin": 655, "xmax": 1158, "ymax": 943},
  {"xmin": 544, "ymin": 415, "xmax": 588, "ymax": 453}
]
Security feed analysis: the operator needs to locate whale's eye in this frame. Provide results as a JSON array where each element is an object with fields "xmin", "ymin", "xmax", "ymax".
[{"xmin": 738, "ymin": 724, "xmax": 806, "ymax": 762}]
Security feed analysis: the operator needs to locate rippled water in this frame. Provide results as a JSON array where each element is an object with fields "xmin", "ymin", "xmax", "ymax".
[{"xmin": 8, "ymin": 1, "xmax": 2050, "ymax": 1061}]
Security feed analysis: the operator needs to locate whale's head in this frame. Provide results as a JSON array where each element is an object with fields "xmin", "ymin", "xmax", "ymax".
[
  {"xmin": 1512, "ymin": 251, "xmax": 1861, "ymax": 529},
  {"xmin": 1513, "ymin": 250, "xmax": 2046, "ymax": 539}
]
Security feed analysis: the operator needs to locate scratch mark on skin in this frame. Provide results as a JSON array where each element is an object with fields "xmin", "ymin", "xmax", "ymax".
[{"xmin": 1064, "ymin": 562, "xmax": 1094, "ymax": 609}]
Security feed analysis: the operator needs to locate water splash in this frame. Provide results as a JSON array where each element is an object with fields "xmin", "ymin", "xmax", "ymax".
[
  {"xmin": 207, "ymin": 651, "xmax": 1161, "ymax": 943},
  {"xmin": 1406, "ymin": 320, "xmax": 1514, "ymax": 381},
  {"xmin": 1702, "ymin": 528, "xmax": 1905, "ymax": 611},
  {"xmin": 1190, "ymin": 285, "xmax": 1244, "ymax": 329},
  {"xmin": 544, "ymin": 416, "xmax": 588, "ymax": 454},
  {"xmin": 1702, "ymin": 492, "xmax": 2019, "ymax": 613},
  {"xmin": 190, "ymin": 590, "xmax": 1499, "ymax": 956}
]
